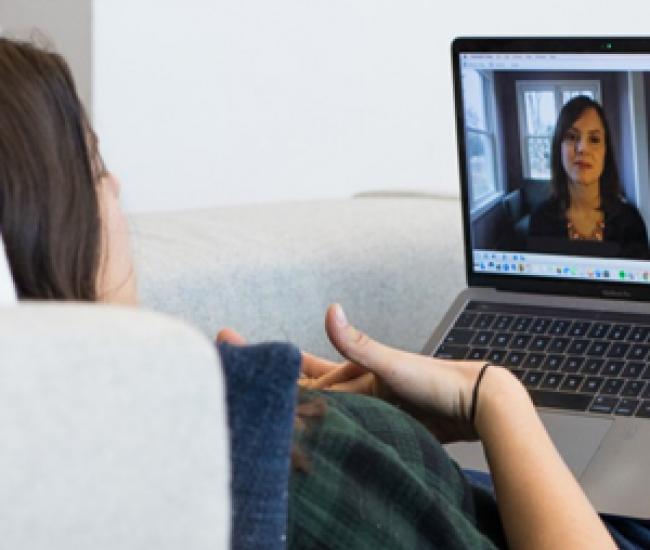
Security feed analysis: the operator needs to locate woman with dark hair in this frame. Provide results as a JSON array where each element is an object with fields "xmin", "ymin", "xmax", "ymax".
[
  {"xmin": 1, "ymin": 37, "xmax": 646, "ymax": 549},
  {"xmin": 0, "ymin": 38, "xmax": 137, "ymax": 304},
  {"xmin": 528, "ymin": 95, "xmax": 649, "ymax": 259}
]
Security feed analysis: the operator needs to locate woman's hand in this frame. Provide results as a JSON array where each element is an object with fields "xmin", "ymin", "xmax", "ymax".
[
  {"xmin": 316, "ymin": 304, "xmax": 504, "ymax": 442},
  {"xmin": 218, "ymin": 304, "xmax": 510, "ymax": 443}
]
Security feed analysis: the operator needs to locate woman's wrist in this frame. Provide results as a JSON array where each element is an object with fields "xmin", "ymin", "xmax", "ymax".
[{"xmin": 473, "ymin": 367, "xmax": 536, "ymax": 440}]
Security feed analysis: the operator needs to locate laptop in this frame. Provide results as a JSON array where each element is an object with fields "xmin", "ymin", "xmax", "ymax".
[{"xmin": 423, "ymin": 37, "xmax": 650, "ymax": 519}]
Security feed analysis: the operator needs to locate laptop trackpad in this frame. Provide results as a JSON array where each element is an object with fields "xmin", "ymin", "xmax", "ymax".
[
  {"xmin": 445, "ymin": 412, "xmax": 613, "ymax": 478},
  {"xmin": 539, "ymin": 412, "xmax": 613, "ymax": 478}
]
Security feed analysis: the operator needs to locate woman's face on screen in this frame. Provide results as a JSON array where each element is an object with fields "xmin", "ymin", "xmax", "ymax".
[{"xmin": 561, "ymin": 107, "xmax": 606, "ymax": 189}]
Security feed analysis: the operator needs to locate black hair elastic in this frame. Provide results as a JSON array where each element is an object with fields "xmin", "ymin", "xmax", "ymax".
[{"xmin": 469, "ymin": 362, "xmax": 492, "ymax": 427}]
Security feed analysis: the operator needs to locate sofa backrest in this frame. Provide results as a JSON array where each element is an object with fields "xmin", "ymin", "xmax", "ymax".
[{"xmin": 0, "ymin": 303, "xmax": 229, "ymax": 549}]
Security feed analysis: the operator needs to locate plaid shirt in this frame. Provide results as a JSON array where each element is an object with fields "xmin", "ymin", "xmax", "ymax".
[{"xmin": 288, "ymin": 391, "xmax": 502, "ymax": 550}]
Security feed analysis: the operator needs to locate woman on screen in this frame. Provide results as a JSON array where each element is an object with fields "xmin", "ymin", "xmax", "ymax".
[{"xmin": 528, "ymin": 95, "xmax": 649, "ymax": 259}]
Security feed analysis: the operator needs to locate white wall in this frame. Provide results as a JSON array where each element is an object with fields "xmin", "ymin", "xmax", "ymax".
[
  {"xmin": 0, "ymin": 0, "xmax": 91, "ymax": 110},
  {"xmin": 5, "ymin": 1, "xmax": 650, "ymax": 212}
]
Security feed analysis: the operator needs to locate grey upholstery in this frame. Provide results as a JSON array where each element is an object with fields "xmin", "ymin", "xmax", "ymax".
[
  {"xmin": 0, "ymin": 304, "xmax": 230, "ymax": 549},
  {"xmin": 132, "ymin": 196, "xmax": 465, "ymax": 360}
]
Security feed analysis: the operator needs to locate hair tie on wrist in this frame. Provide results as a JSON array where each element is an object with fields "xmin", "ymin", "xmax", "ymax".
[{"xmin": 469, "ymin": 362, "xmax": 492, "ymax": 426}]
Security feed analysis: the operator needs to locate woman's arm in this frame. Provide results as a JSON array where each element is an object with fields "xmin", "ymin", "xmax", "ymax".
[
  {"xmin": 308, "ymin": 304, "xmax": 616, "ymax": 550},
  {"xmin": 476, "ymin": 368, "xmax": 615, "ymax": 550}
]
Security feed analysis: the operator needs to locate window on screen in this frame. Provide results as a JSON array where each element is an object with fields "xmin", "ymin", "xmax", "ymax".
[{"xmin": 463, "ymin": 68, "xmax": 501, "ymax": 212}]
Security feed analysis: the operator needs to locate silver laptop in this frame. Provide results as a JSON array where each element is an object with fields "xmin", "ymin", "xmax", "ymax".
[{"xmin": 423, "ymin": 37, "xmax": 650, "ymax": 519}]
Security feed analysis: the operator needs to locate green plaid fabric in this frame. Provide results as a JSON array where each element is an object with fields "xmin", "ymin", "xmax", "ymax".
[{"xmin": 288, "ymin": 391, "xmax": 501, "ymax": 549}]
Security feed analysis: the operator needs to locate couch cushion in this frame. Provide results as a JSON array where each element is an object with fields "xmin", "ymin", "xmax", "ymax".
[
  {"xmin": 131, "ymin": 196, "xmax": 465, "ymax": 360},
  {"xmin": 0, "ymin": 303, "xmax": 229, "ymax": 550}
]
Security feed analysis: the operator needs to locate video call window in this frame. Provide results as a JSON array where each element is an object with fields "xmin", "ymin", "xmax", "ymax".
[{"xmin": 461, "ymin": 56, "xmax": 650, "ymax": 263}]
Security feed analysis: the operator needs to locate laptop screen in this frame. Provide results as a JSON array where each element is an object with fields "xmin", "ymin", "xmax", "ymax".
[{"xmin": 454, "ymin": 38, "xmax": 650, "ymax": 294}]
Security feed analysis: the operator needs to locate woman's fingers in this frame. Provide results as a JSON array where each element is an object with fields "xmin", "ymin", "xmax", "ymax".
[
  {"xmin": 216, "ymin": 327, "xmax": 247, "ymax": 345},
  {"xmin": 328, "ymin": 372, "xmax": 376, "ymax": 394},
  {"xmin": 301, "ymin": 352, "xmax": 343, "ymax": 378},
  {"xmin": 325, "ymin": 304, "xmax": 415, "ymax": 382},
  {"xmin": 299, "ymin": 362, "xmax": 368, "ymax": 391}
]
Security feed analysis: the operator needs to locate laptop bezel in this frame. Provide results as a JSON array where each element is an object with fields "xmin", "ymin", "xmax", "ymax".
[{"xmin": 452, "ymin": 36, "xmax": 650, "ymax": 301}]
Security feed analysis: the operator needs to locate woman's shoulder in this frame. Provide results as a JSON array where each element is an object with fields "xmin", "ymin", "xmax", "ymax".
[
  {"xmin": 606, "ymin": 199, "xmax": 645, "ymax": 227},
  {"xmin": 528, "ymin": 197, "xmax": 564, "ymax": 237},
  {"xmin": 530, "ymin": 197, "xmax": 561, "ymax": 217}
]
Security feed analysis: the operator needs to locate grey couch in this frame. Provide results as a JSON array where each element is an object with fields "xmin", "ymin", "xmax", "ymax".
[
  {"xmin": 132, "ymin": 195, "xmax": 465, "ymax": 359},
  {"xmin": 0, "ymin": 195, "xmax": 465, "ymax": 548}
]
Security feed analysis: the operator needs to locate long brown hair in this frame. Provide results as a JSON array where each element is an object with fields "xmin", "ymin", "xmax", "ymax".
[
  {"xmin": 550, "ymin": 95, "xmax": 623, "ymax": 212},
  {"xmin": 0, "ymin": 38, "xmax": 101, "ymax": 300}
]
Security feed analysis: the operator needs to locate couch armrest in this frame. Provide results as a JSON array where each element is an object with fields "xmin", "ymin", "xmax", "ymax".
[{"xmin": 0, "ymin": 303, "xmax": 229, "ymax": 550}]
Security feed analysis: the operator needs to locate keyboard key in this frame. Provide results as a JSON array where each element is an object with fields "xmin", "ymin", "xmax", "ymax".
[
  {"xmin": 561, "ymin": 356, "xmax": 584, "ymax": 373},
  {"xmin": 473, "ymin": 331, "xmax": 493, "ymax": 346},
  {"xmin": 607, "ymin": 342, "xmax": 630, "ymax": 358},
  {"xmin": 454, "ymin": 312, "xmax": 477, "ymax": 328},
  {"xmin": 581, "ymin": 376, "xmax": 605, "ymax": 394},
  {"xmin": 541, "ymin": 373, "xmax": 564, "ymax": 390},
  {"xmin": 601, "ymin": 378, "xmax": 624, "ymax": 396},
  {"xmin": 542, "ymin": 355, "xmax": 564, "ymax": 371},
  {"xmin": 487, "ymin": 349, "xmax": 506, "ymax": 365},
  {"xmin": 529, "ymin": 390, "xmax": 592, "ymax": 411},
  {"xmin": 587, "ymin": 341, "xmax": 609, "ymax": 356},
  {"xmin": 475, "ymin": 314, "xmax": 496, "ymax": 329},
  {"xmin": 615, "ymin": 398, "xmax": 640, "ymax": 416},
  {"xmin": 636, "ymin": 400, "xmax": 650, "ymax": 418},
  {"xmin": 561, "ymin": 374, "xmax": 585, "ymax": 391},
  {"xmin": 569, "ymin": 321, "xmax": 591, "ymax": 337},
  {"xmin": 443, "ymin": 328, "xmax": 474, "ymax": 346},
  {"xmin": 511, "ymin": 334, "xmax": 532, "ymax": 349},
  {"xmin": 628, "ymin": 326, "xmax": 650, "ymax": 342},
  {"xmin": 643, "ymin": 366, "xmax": 650, "ymax": 381},
  {"xmin": 530, "ymin": 336, "xmax": 551, "ymax": 352},
  {"xmin": 588, "ymin": 322, "xmax": 611, "ymax": 339},
  {"xmin": 531, "ymin": 318, "xmax": 552, "ymax": 334},
  {"xmin": 580, "ymin": 359, "xmax": 604, "ymax": 375},
  {"xmin": 602, "ymin": 361, "xmax": 624, "ymax": 377},
  {"xmin": 642, "ymin": 384, "xmax": 650, "ymax": 399},
  {"xmin": 628, "ymin": 344, "xmax": 650, "ymax": 361},
  {"xmin": 621, "ymin": 362, "xmax": 644, "ymax": 379},
  {"xmin": 549, "ymin": 337, "xmax": 570, "ymax": 353},
  {"xmin": 504, "ymin": 351, "xmax": 525, "ymax": 368},
  {"xmin": 467, "ymin": 348, "xmax": 488, "ymax": 360},
  {"xmin": 549, "ymin": 320, "xmax": 571, "ymax": 336},
  {"xmin": 523, "ymin": 370, "xmax": 544, "ymax": 388},
  {"xmin": 621, "ymin": 381, "xmax": 645, "ymax": 398},
  {"xmin": 513, "ymin": 316, "xmax": 533, "ymax": 332},
  {"xmin": 609, "ymin": 324, "xmax": 631, "ymax": 340},
  {"xmin": 435, "ymin": 344, "xmax": 468, "ymax": 359},
  {"xmin": 523, "ymin": 353, "xmax": 545, "ymax": 369},
  {"xmin": 568, "ymin": 339, "xmax": 590, "ymax": 355},
  {"xmin": 590, "ymin": 396, "xmax": 619, "ymax": 415},
  {"xmin": 491, "ymin": 333, "xmax": 512, "ymax": 348},
  {"xmin": 494, "ymin": 315, "xmax": 514, "ymax": 330}
]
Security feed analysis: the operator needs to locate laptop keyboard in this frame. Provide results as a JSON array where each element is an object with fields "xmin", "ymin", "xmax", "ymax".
[{"xmin": 433, "ymin": 301, "xmax": 650, "ymax": 418}]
